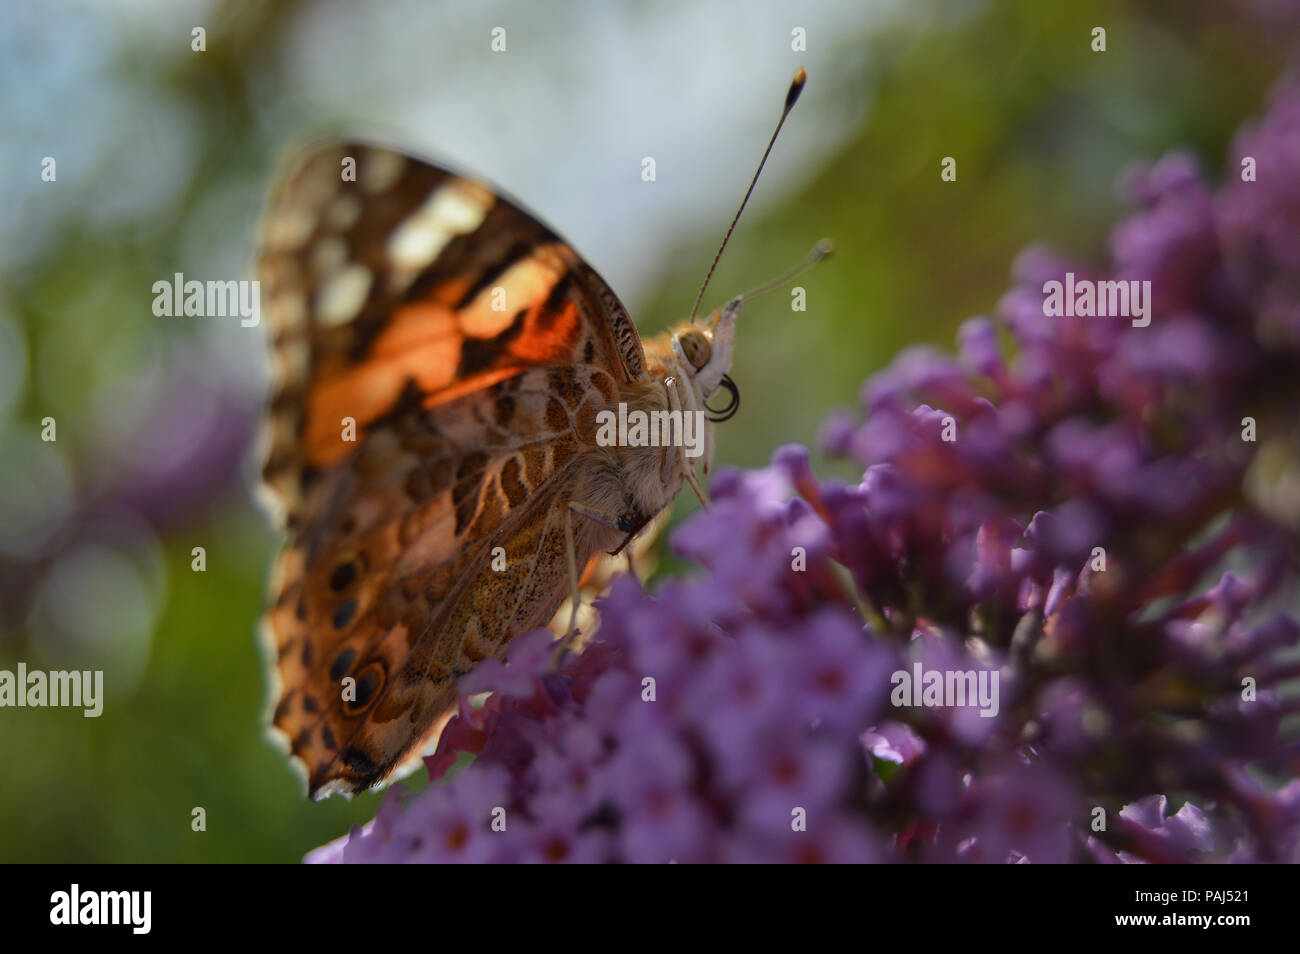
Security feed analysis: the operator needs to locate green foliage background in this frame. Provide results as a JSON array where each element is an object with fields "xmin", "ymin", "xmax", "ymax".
[{"xmin": 0, "ymin": 0, "xmax": 1294, "ymax": 862}]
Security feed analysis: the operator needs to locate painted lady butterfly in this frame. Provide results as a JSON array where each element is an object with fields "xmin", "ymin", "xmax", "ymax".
[{"xmin": 258, "ymin": 69, "xmax": 819, "ymax": 798}]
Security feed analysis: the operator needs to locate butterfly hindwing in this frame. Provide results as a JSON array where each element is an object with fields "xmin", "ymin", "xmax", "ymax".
[{"xmin": 266, "ymin": 366, "xmax": 620, "ymax": 797}]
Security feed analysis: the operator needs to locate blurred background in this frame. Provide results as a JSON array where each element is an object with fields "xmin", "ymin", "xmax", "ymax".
[{"xmin": 0, "ymin": 0, "xmax": 1297, "ymax": 862}]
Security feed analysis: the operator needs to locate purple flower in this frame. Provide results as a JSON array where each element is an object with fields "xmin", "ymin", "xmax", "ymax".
[
  {"xmin": 944, "ymin": 760, "xmax": 1079, "ymax": 864},
  {"xmin": 312, "ymin": 79, "xmax": 1300, "ymax": 864}
]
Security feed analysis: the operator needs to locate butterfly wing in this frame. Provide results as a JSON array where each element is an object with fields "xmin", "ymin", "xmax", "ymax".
[
  {"xmin": 257, "ymin": 143, "xmax": 641, "ymax": 798},
  {"xmin": 259, "ymin": 141, "xmax": 647, "ymax": 528}
]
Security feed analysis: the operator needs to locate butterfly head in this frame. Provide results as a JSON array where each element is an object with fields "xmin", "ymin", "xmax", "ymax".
[{"xmin": 674, "ymin": 296, "xmax": 740, "ymax": 407}]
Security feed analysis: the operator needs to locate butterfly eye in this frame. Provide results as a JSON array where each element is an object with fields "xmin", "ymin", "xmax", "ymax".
[{"xmin": 678, "ymin": 328, "xmax": 712, "ymax": 370}]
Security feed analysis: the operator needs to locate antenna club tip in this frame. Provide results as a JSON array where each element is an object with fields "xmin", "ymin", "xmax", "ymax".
[
  {"xmin": 814, "ymin": 238, "xmax": 834, "ymax": 258},
  {"xmin": 785, "ymin": 68, "xmax": 807, "ymax": 110}
]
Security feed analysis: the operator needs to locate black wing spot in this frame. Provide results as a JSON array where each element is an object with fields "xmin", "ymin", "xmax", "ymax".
[
  {"xmin": 332, "ymin": 598, "xmax": 358, "ymax": 630},
  {"xmin": 344, "ymin": 661, "xmax": 386, "ymax": 713},
  {"xmin": 493, "ymin": 394, "xmax": 516, "ymax": 427},
  {"xmin": 330, "ymin": 647, "xmax": 357, "ymax": 681},
  {"xmin": 329, "ymin": 561, "xmax": 356, "ymax": 592},
  {"xmin": 457, "ymin": 310, "xmax": 527, "ymax": 376}
]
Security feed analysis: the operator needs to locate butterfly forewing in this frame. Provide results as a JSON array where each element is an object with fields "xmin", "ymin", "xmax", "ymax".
[
  {"xmin": 257, "ymin": 142, "xmax": 646, "ymax": 797},
  {"xmin": 261, "ymin": 143, "xmax": 645, "ymax": 511}
]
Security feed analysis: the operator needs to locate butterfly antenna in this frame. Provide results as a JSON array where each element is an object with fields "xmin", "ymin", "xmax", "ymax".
[
  {"xmin": 688, "ymin": 68, "xmax": 807, "ymax": 323},
  {"xmin": 735, "ymin": 238, "xmax": 834, "ymax": 302}
]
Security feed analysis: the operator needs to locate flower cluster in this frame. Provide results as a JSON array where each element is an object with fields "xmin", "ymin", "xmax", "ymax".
[{"xmin": 311, "ymin": 80, "xmax": 1300, "ymax": 863}]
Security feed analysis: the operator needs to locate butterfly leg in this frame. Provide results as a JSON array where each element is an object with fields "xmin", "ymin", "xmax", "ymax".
[
  {"xmin": 556, "ymin": 501, "xmax": 636, "ymax": 658},
  {"xmin": 674, "ymin": 365, "xmax": 712, "ymax": 476},
  {"xmin": 665, "ymin": 376, "xmax": 710, "ymax": 510},
  {"xmin": 563, "ymin": 503, "xmax": 580, "ymax": 642}
]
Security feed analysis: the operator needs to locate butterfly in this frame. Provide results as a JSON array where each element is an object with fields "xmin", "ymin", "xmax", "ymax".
[{"xmin": 257, "ymin": 70, "xmax": 817, "ymax": 799}]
